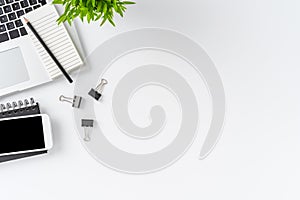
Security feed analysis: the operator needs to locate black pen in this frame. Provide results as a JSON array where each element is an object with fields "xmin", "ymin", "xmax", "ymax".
[{"xmin": 24, "ymin": 17, "xmax": 73, "ymax": 83}]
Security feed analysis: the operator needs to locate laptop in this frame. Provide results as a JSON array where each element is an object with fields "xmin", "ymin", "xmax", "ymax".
[{"xmin": 0, "ymin": 0, "xmax": 82, "ymax": 97}]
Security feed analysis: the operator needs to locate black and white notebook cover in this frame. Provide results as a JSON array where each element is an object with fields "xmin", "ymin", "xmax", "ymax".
[{"xmin": 0, "ymin": 98, "xmax": 47, "ymax": 163}]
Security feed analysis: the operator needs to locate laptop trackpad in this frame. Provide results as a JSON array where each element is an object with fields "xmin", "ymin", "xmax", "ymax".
[{"xmin": 0, "ymin": 47, "xmax": 30, "ymax": 89}]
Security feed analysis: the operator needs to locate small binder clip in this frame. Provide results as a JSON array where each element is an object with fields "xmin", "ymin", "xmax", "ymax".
[
  {"xmin": 59, "ymin": 95, "xmax": 82, "ymax": 108},
  {"xmin": 81, "ymin": 119, "xmax": 94, "ymax": 142},
  {"xmin": 88, "ymin": 78, "xmax": 108, "ymax": 101}
]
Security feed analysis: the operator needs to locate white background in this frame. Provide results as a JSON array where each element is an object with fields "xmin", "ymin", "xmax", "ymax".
[{"xmin": 1, "ymin": 0, "xmax": 300, "ymax": 199}]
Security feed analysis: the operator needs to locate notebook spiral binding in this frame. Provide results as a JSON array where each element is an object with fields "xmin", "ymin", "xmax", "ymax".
[{"xmin": 0, "ymin": 98, "xmax": 40, "ymax": 119}]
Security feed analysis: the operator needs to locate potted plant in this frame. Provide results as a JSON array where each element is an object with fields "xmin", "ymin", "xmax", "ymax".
[{"xmin": 52, "ymin": 0, "xmax": 135, "ymax": 26}]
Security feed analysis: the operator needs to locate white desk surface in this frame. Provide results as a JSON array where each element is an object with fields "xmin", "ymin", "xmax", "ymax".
[{"xmin": 1, "ymin": 0, "xmax": 300, "ymax": 199}]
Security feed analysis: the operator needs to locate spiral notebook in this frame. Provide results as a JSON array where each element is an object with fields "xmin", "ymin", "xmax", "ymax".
[{"xmin": 0, "ymin": 98, "xmax": 47, "ymax": 163}]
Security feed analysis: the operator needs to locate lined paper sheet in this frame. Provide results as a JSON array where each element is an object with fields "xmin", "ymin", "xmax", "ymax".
[{"xmin": 24, "ymin": 5, "xmax": 83, "ymax": 79}]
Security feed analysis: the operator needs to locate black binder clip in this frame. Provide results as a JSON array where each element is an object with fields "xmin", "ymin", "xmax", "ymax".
[
  {"xmin": 88, "ymin": 78, "xmax": 108, "ymax": 101},
  {"xmin": 59, "ymin": 95, "xmax": 82, "ymax": 108},
  {"xmin": 81, "ymin": 119, "xmax": 94, "ymax": 142}
]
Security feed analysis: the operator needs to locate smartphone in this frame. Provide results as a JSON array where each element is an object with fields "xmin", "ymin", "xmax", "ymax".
[{"xmin": 0, "ymin": 114, "xmax": 53, "ymax": 157}]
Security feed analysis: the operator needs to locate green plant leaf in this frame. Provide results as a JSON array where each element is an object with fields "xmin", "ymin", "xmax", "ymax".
[
  {"xmin": 54, "ymin": 0, "xmax": 136, "ymax": 26},
  {"xmin": 100, "ymin": 16, "xmax": 107, "ymax": 26},
  {"xmin": 52, "ymin": 0, "xmax": 63, "ymax": 4},
  {"xmin": 103, "ymin": 3, "xmax": 107, "ymax": 14},
  {"xmin": 108, "ymin": 17, "xmax": 115, "ymax": 26},
  {"xmin": 122, "ymin": 1, "xmax": 135, "ymax": 4}
]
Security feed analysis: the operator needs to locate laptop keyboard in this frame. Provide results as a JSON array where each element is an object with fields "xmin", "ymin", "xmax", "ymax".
[{"xmin": 0, "ymin": 0, "xmax": 46, "ymax": 43}]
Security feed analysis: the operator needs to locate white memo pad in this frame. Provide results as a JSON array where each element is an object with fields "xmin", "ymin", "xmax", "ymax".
[{"xmin": 24, "ymin": 5, "xmax": 83, "ymax": 79}]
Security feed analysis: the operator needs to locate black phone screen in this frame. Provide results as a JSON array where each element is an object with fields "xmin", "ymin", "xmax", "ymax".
[{"xmin": 0, "ymin": 116, "xmax": 45, "ymax": 154}]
